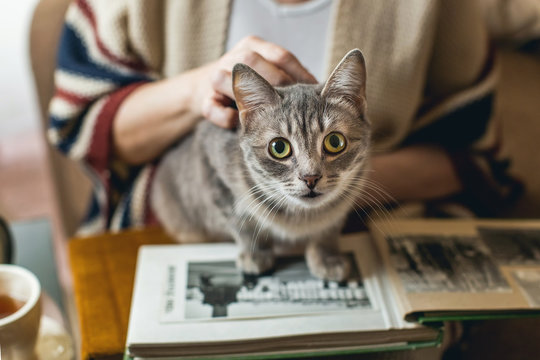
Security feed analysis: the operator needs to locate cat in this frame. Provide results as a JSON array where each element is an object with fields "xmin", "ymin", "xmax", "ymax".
[{"xmin": 151, "ymin": 49, "xmax": 369, "ymax": 281}]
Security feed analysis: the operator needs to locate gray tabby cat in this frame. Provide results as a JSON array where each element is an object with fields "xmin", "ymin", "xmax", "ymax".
[{"xmin": 151, "ymin": 49, "xmax": 369, "ymax": 281}]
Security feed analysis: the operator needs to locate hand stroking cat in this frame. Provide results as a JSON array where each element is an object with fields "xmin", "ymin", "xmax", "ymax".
[{"xmin": 152, "ymin": 49, "xmax": 369, "ymax": 281}]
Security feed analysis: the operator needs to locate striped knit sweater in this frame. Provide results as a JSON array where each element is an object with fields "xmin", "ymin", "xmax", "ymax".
[{"xmin": 48, "ymin": 0, "xmax": 517, "ymax": 234}]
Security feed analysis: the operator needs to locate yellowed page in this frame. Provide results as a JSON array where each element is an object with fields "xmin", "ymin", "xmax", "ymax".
[{"xmin": 370, "ymin": 219, "xmax": 540, "ymax": 320}]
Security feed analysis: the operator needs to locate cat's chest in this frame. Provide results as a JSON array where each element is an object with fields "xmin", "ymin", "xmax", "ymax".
[{"xmin": 238, "ymin": 198, "xmax": 350, "ymax": 241}]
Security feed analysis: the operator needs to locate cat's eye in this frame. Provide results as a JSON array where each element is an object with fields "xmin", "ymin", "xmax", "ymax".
[
  {"xmin": 269, "ymin": 138, "xmax": 292, "ymax": 159},
  {"xmin": 323, "ymin": 132, "xmax": 346, "ymax": 154}
]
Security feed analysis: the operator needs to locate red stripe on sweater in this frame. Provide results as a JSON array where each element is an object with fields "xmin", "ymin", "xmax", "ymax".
[
  {"xmin": 54, "ymin": 88, "xmax": 93, "ymax": 106},
  {"xmin": 76, "ymin": 0, "xmax": 148, "ymax": 72},
  {"xmin": 86, "ymin": 82, "xmax": 147, "ymax": 174}
]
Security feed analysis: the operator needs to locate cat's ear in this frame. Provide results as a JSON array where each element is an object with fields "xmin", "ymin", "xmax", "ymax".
[
  {"xmin": 232, "ymin": 64, "xmax": 281, "ymax": 120},
  {"xmin": 321, "ymin": 49, "xmax": 366, "ymax": 110}
]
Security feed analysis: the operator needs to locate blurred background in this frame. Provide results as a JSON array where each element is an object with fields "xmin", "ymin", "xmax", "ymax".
[
  {"xmin": 0, "ymin": 1, "xmax": 539, "ymax": 359},
  {"xmin": 0, "ymin": 0, "xmax": 53, "ymax": 224}
]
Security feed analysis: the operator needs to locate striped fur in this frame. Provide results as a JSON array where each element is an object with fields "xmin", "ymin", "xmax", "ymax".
[
  {"xmin": 48, "ymin": 0, "xmax": 500, "ymax": 235},
  {"xmin": 152, "ymin": 50, "xmax": 370, "ymax": 280}
]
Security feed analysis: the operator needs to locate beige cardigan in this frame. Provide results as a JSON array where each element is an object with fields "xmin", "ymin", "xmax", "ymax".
[
  {"xmin": 49, "ymin": 0, "xmax": 498, "ymax": 233},
  {"xmin": 87, "ymin": 0, "xmax": 495, "ymax": 151}
]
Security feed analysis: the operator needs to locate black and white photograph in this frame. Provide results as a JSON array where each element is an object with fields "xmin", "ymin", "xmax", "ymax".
[
  {"xmin": 386, "ymin": 234, "xmax": 510, "ymax": 293},
  {"xmin": 478, "ymin": 227, "xmax": 540, "ymax": 265},
  {"xmin": 512, "ymin": 269, "xmax": 540, "ymax": 307},
  {"xmin": 184, "ymin": 254, "xmax": 371, "ymax": 320}
]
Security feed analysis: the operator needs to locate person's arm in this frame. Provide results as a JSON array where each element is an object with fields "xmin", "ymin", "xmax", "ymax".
[
  {"xmin": 111, "ymin": 67, "xmax": 206, "ymax": 165},
  {"xmin": 370, "ymin": 0, "xmax": 521, "ymax": 216},
  {"xmin": 364, "ymin": 145, "xmax": 462, "ymax": 206},
  {"xmin": 50, "ymin": 3, "xmax": 315, "ymax": 167},
  {"xmin": 48, "ymin": 0, "xmax": 151, "ymax": 174},
  {"xmin": 112, "ymin": 36, "xmax": 317, "ymax": 165}
]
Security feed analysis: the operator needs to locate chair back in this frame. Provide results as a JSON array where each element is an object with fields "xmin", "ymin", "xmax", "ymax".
[{"xmin": 29, "ymin": 0, "xmax": 92, "ymax": 239}]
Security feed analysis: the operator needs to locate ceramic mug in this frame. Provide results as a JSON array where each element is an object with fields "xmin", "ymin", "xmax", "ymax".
[{"xmin": 0, "ymin": 265, "xmax": 41, "ymax": 360}]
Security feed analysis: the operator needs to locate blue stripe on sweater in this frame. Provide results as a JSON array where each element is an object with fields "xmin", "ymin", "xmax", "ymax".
[
  {"xmin": 50, "ymin": 113, "xmax": 81, "ymax": 129},
  {"xmin": 82, "ymin": 191, "xmax": 101, "ymax": 223},
  {"xmin": 57, "ymin": 24, "xmax": 149, "ymax": 85},
  {"xmin": 120, "ymin": 192, "xmax": 133, "ymax": 229},
  {"xmin": 50, "ymin": 106, "xmax": 91, "ymax": 154},
  {"xmin": 51, "ymin": 24, "xmax": 151, "ymax": 154}
]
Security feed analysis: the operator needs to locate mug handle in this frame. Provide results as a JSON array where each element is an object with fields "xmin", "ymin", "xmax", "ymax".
[{"xmin": 0, "ymin": 217, "xmax": 13, "ymax": 264}]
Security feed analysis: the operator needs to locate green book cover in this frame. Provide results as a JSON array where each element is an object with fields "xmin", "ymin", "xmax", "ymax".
[{"xmin": 124, "ymin": 331, "xmax": 443, "ymax": 360}]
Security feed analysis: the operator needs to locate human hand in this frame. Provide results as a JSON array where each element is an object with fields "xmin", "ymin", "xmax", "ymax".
[{"xmin": 194, "ymin": 36, "xmax": 317, "ymax": 128}]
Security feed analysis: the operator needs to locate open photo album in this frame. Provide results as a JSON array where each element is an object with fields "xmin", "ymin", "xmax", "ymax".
[{"xmin": 125, "ymin": 219, "xmax": 540, "ymax": 359}]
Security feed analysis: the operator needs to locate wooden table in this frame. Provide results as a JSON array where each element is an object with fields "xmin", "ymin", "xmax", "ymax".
[{"xmin": 68, "ymin": 227, "xmax": 173, "ymax": 360}]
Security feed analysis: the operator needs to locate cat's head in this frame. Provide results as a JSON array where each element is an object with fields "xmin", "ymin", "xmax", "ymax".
[{"xmin": 232, "ymin": 49, "xmax": 370, "ymax": 210}]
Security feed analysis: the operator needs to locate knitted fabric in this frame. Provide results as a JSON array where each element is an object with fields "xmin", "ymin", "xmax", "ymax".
[{"xmin": 48, "ymin": 0, "xmax": 500, "ymax": 234}]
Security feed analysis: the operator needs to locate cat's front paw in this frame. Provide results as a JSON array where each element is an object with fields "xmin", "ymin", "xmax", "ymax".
[
  {"xmin": 306, "ymin": 243, "xmax": 351, "ymax": 282},
  {"xmin": 237, "ymin": 250, "xmax": 275, "ymax": 275}
]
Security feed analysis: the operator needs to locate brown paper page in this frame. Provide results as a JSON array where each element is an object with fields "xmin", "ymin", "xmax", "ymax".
[{"xmin": 370, "ymin": 219, "xmax": 540, "ymax": 321}]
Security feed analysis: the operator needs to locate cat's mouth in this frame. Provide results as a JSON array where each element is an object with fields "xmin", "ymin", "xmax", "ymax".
[{"xmin": 302, "ymin": 190, "xmax": 322, "ymax": 199}]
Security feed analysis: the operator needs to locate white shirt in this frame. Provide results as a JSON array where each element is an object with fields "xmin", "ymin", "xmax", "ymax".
[{"xmin": 226, "ymin": 0, "xmax": 333, "ymax": 81}]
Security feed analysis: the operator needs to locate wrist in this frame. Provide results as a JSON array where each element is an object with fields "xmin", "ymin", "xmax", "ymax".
[
  {"xmin": 178, "ymin": 63, "xmax": 214, "ymax": 121},
  {"xmin": 112, "ymin": 71, "xmax": 209, "ymax": 165}
]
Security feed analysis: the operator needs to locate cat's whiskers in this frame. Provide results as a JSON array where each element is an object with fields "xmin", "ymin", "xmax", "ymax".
[
  {"xmin": 339, "ymin": 184, "xmax": 392, "ymax": 236},
  {"xmin": 348, "ymin": 174, "xmax": 410, "ymax": 220},
  {"xmin": 233, "ymin": 182, "xmax": 274, "ymax": 213},
  {"xmin": 236, "ymin": 186, "xmax": 282, "ymax": 235},
  {"xmin": 251, "ymin": 194, "xmax": 287, "ymax": 254},
  {"xmin": 245, "ymin": 186, "xmax": 281, "ymax": 221},
  {"xmin": 337, "ymin": 190, "xmax": 373, "ymax": 229},
  {"xmin": 345, "ymin": 175, "xmax": 392, "ymax": 204},
  {"xmin": 236, "ymin": 184, "xmax": 284, "ymax": 229},
  {"xmin": 234, "ymin": 187, "xmax": 269, "ymax": 230},
  {"xmin": 343, "ymin": 181, "xmax": 398, "ymax": 231},
  {"xmin": 346, "ymin": 187, "xmax": 390, "ymax": 227},
  {"xmin": 261, "ymin": 192, "xmax": 291, "ymax": 246},
  {"xmin": 351, "ymin": 194, "xmax": 393, "ymax": 235},
  {"xmin": 353, "ymin": 176, "xmax": 397, "ymax": 203},
  {"xmin": 232, "ymin": 185, "xmax": 262, "ymax": 212}
]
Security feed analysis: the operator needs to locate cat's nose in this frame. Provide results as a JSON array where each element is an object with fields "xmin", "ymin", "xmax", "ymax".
[{"xmin": 301, "ymin": 175, "xmax": 322, "ymax": 189}]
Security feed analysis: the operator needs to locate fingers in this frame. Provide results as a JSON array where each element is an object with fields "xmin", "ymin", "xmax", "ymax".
[
  {"xmin": 199, "ymin": 36, "xmax": 317, "ymax": 125},
  {"xmin": 238, "ymin": 36, "xmax": 318, "ymax": 84},
  {"xmin": 212, "ymin": 51, "xmax": 295, "ymax": 98},
  {"xmin": 201, "ymin": 93, "xmax": 238, "ymax": 129}
]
